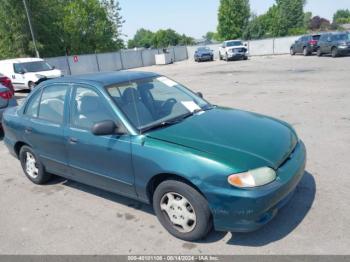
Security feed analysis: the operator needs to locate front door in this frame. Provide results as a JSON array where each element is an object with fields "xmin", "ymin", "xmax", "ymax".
[{"xmin": 64, "ymin": 84, "xmax": 136, "ymax": 198}]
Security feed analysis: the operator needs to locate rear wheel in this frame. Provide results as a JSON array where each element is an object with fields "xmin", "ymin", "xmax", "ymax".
[
  {"xmin": 153, "ymin": 180, "xmax": 212, "ymax": 241},
  {"xmin": 290, "ymin": 47, "xmax": 296, "ymax": 56},
  {"xmin": 331, "ymin": 47, "xmax": 338, "ymax": 58},
  {"xmin": 303, "ymin": 47, "xmax": 309, "ymax": 56},
  {"xmin": 19, "ymin": 146, "xmax": 51, "ymax": 184}
]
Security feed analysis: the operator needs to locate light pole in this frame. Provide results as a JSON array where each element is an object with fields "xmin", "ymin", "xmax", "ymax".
[{"xmin": 22, "ymin": 0, "xmax": 40, "ymax": 58}]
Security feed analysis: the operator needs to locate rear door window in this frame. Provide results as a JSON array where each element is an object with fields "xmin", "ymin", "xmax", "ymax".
[
  {"xmin": 24, "ymin": 91, "xmax": 41, "ymax": 118},
  {"xmin": 38, "ymin": 85, "xmax": 68, "ymax": 124}
]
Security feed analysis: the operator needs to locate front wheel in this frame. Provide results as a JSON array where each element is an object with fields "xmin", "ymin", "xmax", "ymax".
[
  {"xmin": 19, "ymin": 146, "xmax": 51, "ymax": 184},
  {"xmin": 153, "ymin": 180, "xmax": 212, "ymax": 241},
  {"xmin": 28, "ymin": 81, "xmax": 35, "ymax": 91},
  {"xmin": 317, "ymin": 48, "xmax": 322, "ymax": 57},
  {"xmin": 331, "ymin": 47, "xmax": 338, "ymax": 58}
]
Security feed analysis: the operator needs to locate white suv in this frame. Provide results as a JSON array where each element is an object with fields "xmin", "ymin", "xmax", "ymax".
[
  {"xmin": 219, "ymin": 40, "xmax": 248, "ymax": 61},
  {"xmin": 0, "ymin": 58, "xmax": 62, "ymax": 91}
]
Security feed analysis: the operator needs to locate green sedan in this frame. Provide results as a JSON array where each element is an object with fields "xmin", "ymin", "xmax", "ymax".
[{"xmin": 3, "ymin": 71, "xmax": 306, "ymax": 241}]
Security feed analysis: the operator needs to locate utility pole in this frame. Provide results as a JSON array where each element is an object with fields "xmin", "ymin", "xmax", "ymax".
[{"xmin": 22, "ymin": 0, "xmax": 40, "ymax": 58}]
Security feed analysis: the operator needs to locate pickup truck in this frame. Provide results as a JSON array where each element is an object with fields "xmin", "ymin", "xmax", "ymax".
[{"xmin": 219, "ymin": 40, "xmax": 248, "ymax": 61}]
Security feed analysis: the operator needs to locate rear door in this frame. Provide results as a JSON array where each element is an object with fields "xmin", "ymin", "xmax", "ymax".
[{"xmin": 23, "ymin": 83, "xmax": 70, "ymax": 175}]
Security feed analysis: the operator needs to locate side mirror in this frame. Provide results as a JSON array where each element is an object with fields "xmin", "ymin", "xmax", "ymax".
[
  {"xmin": 244, "ymin": 43, "xmax": 248, "ymax": 47},
  {"xmin": 91, "ymin": 120, "xmax": 121, "ymax": 136},
  {"xmin": 197, "ymin": 92, "xmax": 203, "ymax": 98}
]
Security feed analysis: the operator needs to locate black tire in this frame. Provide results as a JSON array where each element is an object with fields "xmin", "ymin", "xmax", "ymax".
[
  {"xmin": 28, "ymin": 81, "xmax": 35, "ymax": 91},
  {"xmin": 153, "ymin": 180, "xmax": 212, "ymax": 241},
  {"xmin": 243, "ymin": 56, "xmax": 248, "ymax": 60},
  {"xmin": 219, "ymin": 53, "xmax": 223, "ymax": 60},
  {"xmin": 290, "ymin": 47, "xmax": 295, "ymax": 56},
  {"xmin": 331, "ymin": 47, "xmax": 338, "ymax": 58},
  {"xmin": 303, "ymin": 47, "xmax": 309, "ymax": 56},
  {"xmin": 19, "ymin": 145, "xmax": 51, "ymax": 184},
  {"xmin": 224, "ymin": 53, "xmax": 228, "ymax": 61},
  {"xmin": 317, "ymin": 48, "xmax": 322, "ymax": 57}
]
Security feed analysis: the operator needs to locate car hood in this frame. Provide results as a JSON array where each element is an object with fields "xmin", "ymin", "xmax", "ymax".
[
  {"xmin": 197, "ymin": 51, "xmax": 212, "ymax": 55},
  {"xmin": 24, "ymin": 69, "xmax": 62, "ymax": 79},
  {"xmin": 146, "ymin": 107, "xmax": 298, "ymax": 170}
]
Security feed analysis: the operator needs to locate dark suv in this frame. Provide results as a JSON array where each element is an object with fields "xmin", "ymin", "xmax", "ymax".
[
  {"xmin": 290, "ymin": 34, "xmax": 321, "ymax": 56},
  {"xmin": 317, "ymin": 32, "xmax": 350, "ymax": 57}
]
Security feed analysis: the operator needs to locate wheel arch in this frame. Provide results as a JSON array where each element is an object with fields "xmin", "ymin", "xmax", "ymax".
[
  {"xmin": 14, "ymin": 141, "xmax": 29, "ymax": 158},
  {"xmin": 146, "ymin": 173, "xmax": 207, "ymax": 204}
]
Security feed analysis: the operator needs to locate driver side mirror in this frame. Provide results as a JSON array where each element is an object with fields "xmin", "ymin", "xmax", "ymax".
[
  {"xmin": 197, "ymin": 92, "xmax": 203, "ymax": 98},
  {"xmin": 91, "ymin": 120, "xmax": 124, "ymax": 136}
]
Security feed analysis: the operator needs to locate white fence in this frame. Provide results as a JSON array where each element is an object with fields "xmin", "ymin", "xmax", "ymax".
[
  {"xmin": 45, "ymin": 36, "xmax": 300, "ymax": 75},
  {"xmin": 45, "ymin": 46, "xmax": 188, "ymax": 76}
]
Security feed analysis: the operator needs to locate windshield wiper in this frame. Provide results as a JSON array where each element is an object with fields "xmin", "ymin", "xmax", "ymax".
[{"xmin": 141, "ymin": 106, "xmax": 215, "ymax": 133}]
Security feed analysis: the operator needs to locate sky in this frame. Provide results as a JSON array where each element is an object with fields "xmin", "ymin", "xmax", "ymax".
[{"xmin": 118, "ymin": 0, "xmax": 350, "ymax": 40}]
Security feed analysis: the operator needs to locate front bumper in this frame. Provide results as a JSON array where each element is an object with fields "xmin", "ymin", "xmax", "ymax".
[
  {"xmin": 227, "ymin": 52, "xmax": 247, "ymax": 60},
  {"xmin": 338, "ymin": 46, "xmax": 350, "ymax": 55},
  {"xmin": 206, "ymin": 141, "xmax": 306, "ymax": 232}
]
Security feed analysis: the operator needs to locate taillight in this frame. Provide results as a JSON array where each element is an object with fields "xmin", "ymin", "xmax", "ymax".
[
  {"xmin": 0, "ymin": 76, "xmax": 15, "ymax": 94},
  {"xmin": 309, "ymin": 40, "xmax": 317, "ymax": 45},
  {"xmin": 0, "ymin": 90, "xmax": 13, "ymax": 100}
]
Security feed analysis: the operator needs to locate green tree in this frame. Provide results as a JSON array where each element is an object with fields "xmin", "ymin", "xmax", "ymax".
[
  {"xmin": 62, "ymin": 0, "xmax": 124, "ymax": 55},
  {"xmin": 275, "ymin": 0, "xmax": 305, "ymax": 36},
  {"xmin": 333, "ymin": 9, "xmax": 350, "ymax": 24},
  {"xmin": 0, "ymin": 0, "xmax": 125, "ymax": 59},
  {"xmin": 203, "ymin": 32, "xmax": 215, "ymax": 41},
  {"xmin": 127, "ymin": 28, "xmax": 155, "ymax": 49},
  {"xmin": 217, "ymin": 0, "xmax": 250, "ymax": 40}
]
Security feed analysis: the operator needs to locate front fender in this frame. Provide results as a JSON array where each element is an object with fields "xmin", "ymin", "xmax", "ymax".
[{"xmin": 131, "ymin": 136, "xmax": 235, "ymax": 203}]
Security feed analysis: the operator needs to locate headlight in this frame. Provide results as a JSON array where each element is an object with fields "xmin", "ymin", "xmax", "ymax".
[{"xmin": 227, "ymin": 167, "xmax": 276, "ymax": 188}]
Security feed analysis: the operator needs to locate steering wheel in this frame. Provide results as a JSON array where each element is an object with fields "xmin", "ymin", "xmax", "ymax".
[{"xmin": 160, "ymin": 98, "xmax": 177, "ymax": 115}]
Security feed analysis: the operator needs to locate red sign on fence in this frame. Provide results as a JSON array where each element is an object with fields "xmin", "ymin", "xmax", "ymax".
[{"xmin": 73, "ymin": 55, "xmax": 78, "ymax": 63}]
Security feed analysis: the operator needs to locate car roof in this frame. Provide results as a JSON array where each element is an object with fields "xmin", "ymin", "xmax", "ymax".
[
  {"xmin": 0, "ymin": 57, "xmax": 44, "ymax": 64},
  {"xmin": 44, "ymin": 71, "xmax": 160, "ymax": 87}
]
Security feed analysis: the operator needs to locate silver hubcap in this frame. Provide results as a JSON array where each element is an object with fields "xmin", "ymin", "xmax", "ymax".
[
  {"xmin": 25, "ymin": 152, "xmax": 39, "ymax": 179},
  {"xmin": 160, "ymin": 192, "xmax": 196, "ymax": 233}
]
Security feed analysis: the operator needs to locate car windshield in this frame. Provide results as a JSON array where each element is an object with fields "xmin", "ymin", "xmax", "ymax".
[
  {"xmin": 197, "ymin": 47, "xmax": 211, "ymax": 52},
  {"xmin": 226, "ymin": 41, "xmax": 243, "ymax": 47},
  {"xmin": 336, "ymin": 33, "xmax": 350, "ymax": 41},
  {"xmin": 312, "ymin": 35, "xmax": 321, "ymax": 40},
  {"xmin": 107, "ymin": 76, "xmax": 212, "ymax": 132},
  {"xmin": 14, "ymin": 61, "xmax": 53, "ymax": 73}
]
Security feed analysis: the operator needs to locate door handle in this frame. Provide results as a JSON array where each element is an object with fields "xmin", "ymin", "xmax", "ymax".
[
  {"xmin": 24, "ymin": 127, "xmax": 32, "ymax": 134},
  {"xmin": 68, "ymin": 137, "xmax": 78, "ymax": 144}
]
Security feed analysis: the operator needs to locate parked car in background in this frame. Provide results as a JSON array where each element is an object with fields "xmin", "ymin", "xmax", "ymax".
[
  {"xmin": 219, "ymin": 40, "xmax": 248, "ymax": 61},
  {"xmin": 0, "ymin": 73, "xmax": 15, "ymax": 94},
  {"xmin": 0, "ymin": 84, "xmax": 17, "ymax": 129},
  {"xmin": 0, "ymin": 58, "xmax": 62, "ymax": 91},
  {"xmin": 290, "ymin": 34, "xmax": 321, "ymax": 56},
  {"xmin": 2, "ymin": 71, "xmax": 306, "ymax": 241},
  {"xmin": 194, "ymin": 47, "xmax": 214, "ymax": 62},
  {"xmin": 317, "ymin": 32, "xmax": 350, "ymax": 57}
]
